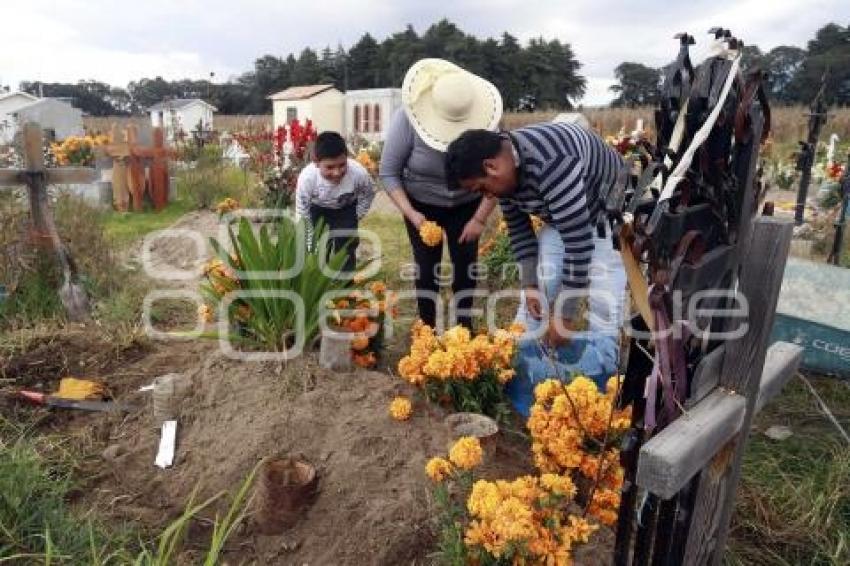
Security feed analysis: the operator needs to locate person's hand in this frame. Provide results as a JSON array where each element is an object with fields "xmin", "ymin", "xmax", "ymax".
[
  {"xmin": 524, "ymin": 286, "xmax": 544, "ymax": 320},
  {"xmin": 408, "ymin": 210, "xmax": 426, "ymax": 229},
  {"xmin": 545, "ymin": 316, "xmax": 574, "ymax": 348},
  {"xmin": 459, "ymin": 217, "xmax": 485, "ymax": 244}
]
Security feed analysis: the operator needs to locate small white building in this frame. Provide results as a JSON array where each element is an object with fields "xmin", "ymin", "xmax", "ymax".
[
  {"xmin": 0, "ymin": 92, "xmax": 83, "ymax": 143},
  {"xmin": 269, "ymin": 84, "xmax": 402, "ymax": 142},
  {"xmin": 344, "ymin": 88, "xmax": 402, "ymax": 142},
  {"xmin": 268, "ymin": 85, "xmax": 345, "ymax": 133},
  {"xmin": 149, "ymin": 98, "xmax": 216, "ymax": 141}
]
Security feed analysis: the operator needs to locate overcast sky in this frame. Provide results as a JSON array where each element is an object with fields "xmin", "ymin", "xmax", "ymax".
[{"xmin": 2, "ymin": 0, "xmax": 847, "ymax": 106}]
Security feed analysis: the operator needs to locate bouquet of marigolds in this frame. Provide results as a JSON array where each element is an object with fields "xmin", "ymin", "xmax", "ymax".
[
  {"xmin": 326, "ymin": 280, "xmax": 397, "ymax": 368},
  {"xmin": 51, "ymin": 134, "xmax": 108, "ymax": 166},
  {"xmin": 397, "ymin": 322, "xmax": 523, "ymax": 418},
  {"xmin": 528, "ymin": 376, "xmax": 631, "ymax": 526},
  {"xmin": 426, "ymin": 436, "xmax": 600, "ymax": 565}
]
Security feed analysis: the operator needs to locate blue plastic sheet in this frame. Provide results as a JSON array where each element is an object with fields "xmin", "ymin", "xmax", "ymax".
[{"xmin": 506, "ymin": 335, "xmax": 619, "ymax": 418}]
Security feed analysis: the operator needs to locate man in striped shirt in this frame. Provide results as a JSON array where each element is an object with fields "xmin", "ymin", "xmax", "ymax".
[
  {"xmin": 445, "ymin": 121, "xmax": 626, "ymax": 345},
  {"xmin": 295, "ymin": 132, "xmax": 375, "ymax": 271}
]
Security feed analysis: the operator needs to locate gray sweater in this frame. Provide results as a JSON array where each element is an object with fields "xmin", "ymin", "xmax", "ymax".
[{"xmin": 378, "ymin": 109, "xmax": 480, "ymax": 207}]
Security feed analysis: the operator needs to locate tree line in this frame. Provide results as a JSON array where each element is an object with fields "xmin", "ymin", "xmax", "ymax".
[
  {"xmin": 14, "ymin": 20, "xmax": 584, "ymax": 116},
  {"xmin": 10, "ymin": 20, "xmax": 848, "ymax": 116},
  {"xmin": 610, "ymin": 22, "xmax": 850, "ymax": 107}
]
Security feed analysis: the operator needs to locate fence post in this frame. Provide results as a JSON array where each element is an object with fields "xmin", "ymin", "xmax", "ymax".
[{"xmin": 683, "ymin": 216, "xmax": 793, "ymax": 564}]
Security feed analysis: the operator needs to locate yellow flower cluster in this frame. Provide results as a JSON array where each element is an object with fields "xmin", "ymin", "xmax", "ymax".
[
  {"xmin": 527, "ymin": 376, "xmax": 631, "ymax": 526},
  {"xmin": 479, "ymin": 215, "xmax": 543, "ymax": 257},
  {"xmin": 419, "ymin": 220, "xmax": 443, "ymax": 247},
  {"xmin": 464, "ymin": 474, "xmax": 597, "ymax": 563},
  {"xmin": 215, "ymin": 197, "xmax": 240, "ymax": 214},
  {"xmin": 198, "ymin": 303, "xmax": 214, "ymax": 322},
  {"xmin": 389, "ymin": 396, "xmax": 412, "ymax": 421},
  {"xmin": 397, "ymin": 321, "xmax": 522, "ymax": 387},
  {"xmin": 448, "ymin": 436, "xmax": 483, "ymax": 470},
  {"xmin": 355, "ymin": 149, "xmax": 377, "ymax": 175},
  {"xmin": 202, "ymin": 258, "xmax": 238, "ymax": 296},
  {"xmin": 51, "ymin": 135, "xmax": 108, "ymax": 166},
  {"xmin": 425, "ymin": 457, "xmax": 454, "ymax": 482},
  {"xmin": 326, "ymin": 281, "xmax": 396, "ymax": 369}
]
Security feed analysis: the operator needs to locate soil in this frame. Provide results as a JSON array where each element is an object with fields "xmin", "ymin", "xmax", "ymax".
[{"xmin": 3, "ymin": 206, "xmax": 615, "ymax": 565}]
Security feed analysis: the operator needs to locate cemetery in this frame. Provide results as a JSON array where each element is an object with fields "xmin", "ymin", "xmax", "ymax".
[{"xmin": 1, "ymin": 15, "xmax": 849, "ymax": 566}]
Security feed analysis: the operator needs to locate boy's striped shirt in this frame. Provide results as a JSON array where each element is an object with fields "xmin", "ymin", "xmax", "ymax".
[{"xmin": 500, "ymin": 121, "xmax": 625, "ymax": 318}]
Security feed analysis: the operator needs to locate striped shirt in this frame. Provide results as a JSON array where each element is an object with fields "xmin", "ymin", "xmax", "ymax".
[
  {"xmin": 500, "ymin": 122, "xmax": 625, "ymax": 319},
  {"xmin": 295, "ymin": 158, "xmax": 375, "ymax": 223}
]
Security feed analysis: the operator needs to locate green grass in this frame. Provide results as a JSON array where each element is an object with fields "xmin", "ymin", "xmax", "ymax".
[
  {"xmin": 101, "ymin": 199, "xmax": 194, "ymax": 248},
  {"xmin": 727, "ymin": 376, "xmax": 850, "ymax": 565}
]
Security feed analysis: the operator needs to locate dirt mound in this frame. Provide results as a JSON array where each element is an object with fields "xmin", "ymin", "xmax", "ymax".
[{"xmin": 89, "ymin": 353, "xmax": 491, "ymax": 564}]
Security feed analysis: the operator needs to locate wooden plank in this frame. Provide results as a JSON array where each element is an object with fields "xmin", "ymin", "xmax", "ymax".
[
  {"xmin": 684, "ymin": 216, "xmax": 793, "ymax": 566},
  {"xmin": 755, "ymin": 342, "xmax": 803, "ymax": 414},
  {"xmin": 635, "ymin": 341, "xmax": 802, "ymax": 499},
  {"xmin": 636, "ymin": 388, "xmax": 746, "ymax": 499},
  {"xmin": 22, "ymin": 122, "xmax": 45, "ymax": 171},
  {"xmin": 47, "ymin": 167, "xmax": 97, "ymax": 185},
  {"xmin": 686, "ymin": 344, "xmax": 725, "ymax": 409},
  {"xmin": 0, "ymin": 170, "xmax": 22, "ymax": 185}
]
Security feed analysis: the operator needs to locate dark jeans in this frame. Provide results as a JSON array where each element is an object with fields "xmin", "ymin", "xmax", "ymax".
[
  {"xmin": 310, "ymin": 203, "xmax": 358, "ymax": 272},
  {"xmin": 403, "ymin": 197, "xmax": 481, "ymax": 330}
]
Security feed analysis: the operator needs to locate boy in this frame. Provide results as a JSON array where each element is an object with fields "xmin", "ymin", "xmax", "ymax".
[
  {"xmin": 445, "ymin": 122, "xmax": 626, "ymax": 346},
  {"xmin": 295, "ymin": 132, "xmax": 375, "ymax": 271}
]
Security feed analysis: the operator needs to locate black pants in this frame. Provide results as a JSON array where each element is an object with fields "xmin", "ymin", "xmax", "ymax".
[
  {"xmin": 310, "ymin": 204, "xmax": 358, "ymax": 272},
  {"xmin": 404, "ymin": 197, "xmax": 481, "ymax": 330}
]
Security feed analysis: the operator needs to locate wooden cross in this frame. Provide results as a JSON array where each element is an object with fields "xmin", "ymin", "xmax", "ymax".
[
  {"xmin": 132, "ymin": 127, "xmax": 174, "ymax": 211},
  {"xmin": 0, "ymin": 122, "xmax": 96, "ymax": 321},
  {"xmin": 101, "ymin": 123, "xmax": 146, "ymax": 212},
  {"xmin": 633, "ymin": 216, "xmax": 802, "ymax": 565}
]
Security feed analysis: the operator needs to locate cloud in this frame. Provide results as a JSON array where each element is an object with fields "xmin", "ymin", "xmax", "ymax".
[{"xmin": 2, "ymin": 0, "xmax": 848, "ymax": 107}]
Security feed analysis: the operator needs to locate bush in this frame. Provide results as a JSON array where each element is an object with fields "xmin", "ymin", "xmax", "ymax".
[
  {"xmin": 175, "ymin": 145, "xmax": 261, "ymax": 210},
  {"xmin": 201, "ymin": 216, "xmax": 356, "ymax": 351}
]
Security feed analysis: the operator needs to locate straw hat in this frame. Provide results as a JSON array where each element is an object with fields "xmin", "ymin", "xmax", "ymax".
[{"xmin": 401, "ymin": 58, "xmax": 503, "ymax": 152}]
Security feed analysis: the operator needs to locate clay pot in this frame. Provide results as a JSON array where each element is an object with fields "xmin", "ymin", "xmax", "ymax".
[
  {"xmin": 253, "ymin": 457, "xmax": 318, "ymax": 535},
  {"xmin": 444, "ymin": 412, "xmax": 500, "ymax": 455},
  {"xmin": 152, "ymin": 373, "xmax": 189, "ymax": 426}
]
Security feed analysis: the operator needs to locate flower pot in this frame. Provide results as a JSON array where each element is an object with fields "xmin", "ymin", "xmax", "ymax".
[
  {"xmin": 253, "ymin": 457, "xmax": 318, "ymax": 534},
  {"xmin": 444, "ymin": 412, "xmax": 499, "ymax": 455},
  {"xmin": 319, "ymin": 328, "xmax": 353, "ymax": 371}
]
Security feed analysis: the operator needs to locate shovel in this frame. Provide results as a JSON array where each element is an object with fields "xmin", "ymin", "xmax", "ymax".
[{"xmin": 16, "ymin": 390, "xmax": 136, "ymax": 413}]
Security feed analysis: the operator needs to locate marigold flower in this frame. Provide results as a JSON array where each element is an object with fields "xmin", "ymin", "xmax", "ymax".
[
  {"xmin": 351, "ymin": 335, "xmax": 370, "ymax": 351},
  {"xmin": 389, "ymin": 396, "xmax": 412, "ymax": 421},
  {"xmin": 198, "ymin": 303, "xmax": 214, "ymax": 322},
  {"xmin": 368, "ymin": 281, "xmax": 387, "ymax": 295},
  {"xmin": 449, "ymin": 436, "xmax": 483, "ymax": 470},
  {"xmin": 540, "ymin": 473, "xmax": 576, "ymax": 498},
  {"xmin": 419, "ymin": 220, "xmax": 443, "ymax": 247},
  {"xmin": 425, "ymin": 457, "xmax": 453, "ymax": 482}
]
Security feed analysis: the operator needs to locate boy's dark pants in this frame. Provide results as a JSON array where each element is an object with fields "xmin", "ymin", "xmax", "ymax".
[
  {"xmin": 309, "ymin": 204, "xmax": 358, "ymax": 272},
  {"xmin": 403, "ymin": 197, "xmax": 481, "ymax": 330}
]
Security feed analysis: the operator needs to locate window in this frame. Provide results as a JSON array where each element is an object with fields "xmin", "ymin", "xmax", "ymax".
[
  {"xmin": 373, "ymin": 104, "xmax": 381, "ymax": 133},
  {"xmin": 286, "ymin": 106, "xmax": 297, "ymax": 123},
  {"xmin": 363, "ymin": 104, "xmax": 371, "ymax": 133},
  {"xmin": 353, "ymin": 105, "xmax": 361, "ymax": 133}
]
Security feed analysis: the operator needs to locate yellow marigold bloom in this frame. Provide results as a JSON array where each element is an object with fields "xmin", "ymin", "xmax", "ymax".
[
  {"xmin": 467, "ymin": 480, "xmax": 502, "ymax": 519},
  {"xmin": 540, "ymin": 473, "xmax": 577, "ymax": 499},
  {"xmin": 419, "ymin": 220, "xmax": 443, "ymax": 247},
  {"xmin": 389, "ymin": 396, "xmax": 413, "ymax": 421},
  {"xmin": 605, "ymin": 375, "xmax": 622, "ymax": 397},
  {"xmin": 425, "ymin": 457, "xmax": 453, "ymax": 482},
  {"xmin": 368, "ymin": 281, "xmax": 387, "ymax": 295},
  {"xmin": 215, "ymin": 197, "xmax": 240, "ymax": 214},
  {"xmin": 449, "ymin": 436, "xmax": 483, "ymax": 470},
  {"xmin": 507, "ymin": 321, "xmax": 526, "ymax": 336},
  {"xmin": 351, "ymin": 335, "xmax": 370, "ymax": 351},
  {"xmin": 198, "ymin": 303, "xmax": 214, "ymax": 322},
  {"xmin": 565, "ymin": 515, "xmax": 598, "ymax": 544}
]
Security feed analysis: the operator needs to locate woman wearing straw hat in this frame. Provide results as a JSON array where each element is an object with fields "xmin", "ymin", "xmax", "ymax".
[{"xmin": 379, "ymin": 58, "xmax": 503, "ymax": 330}]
